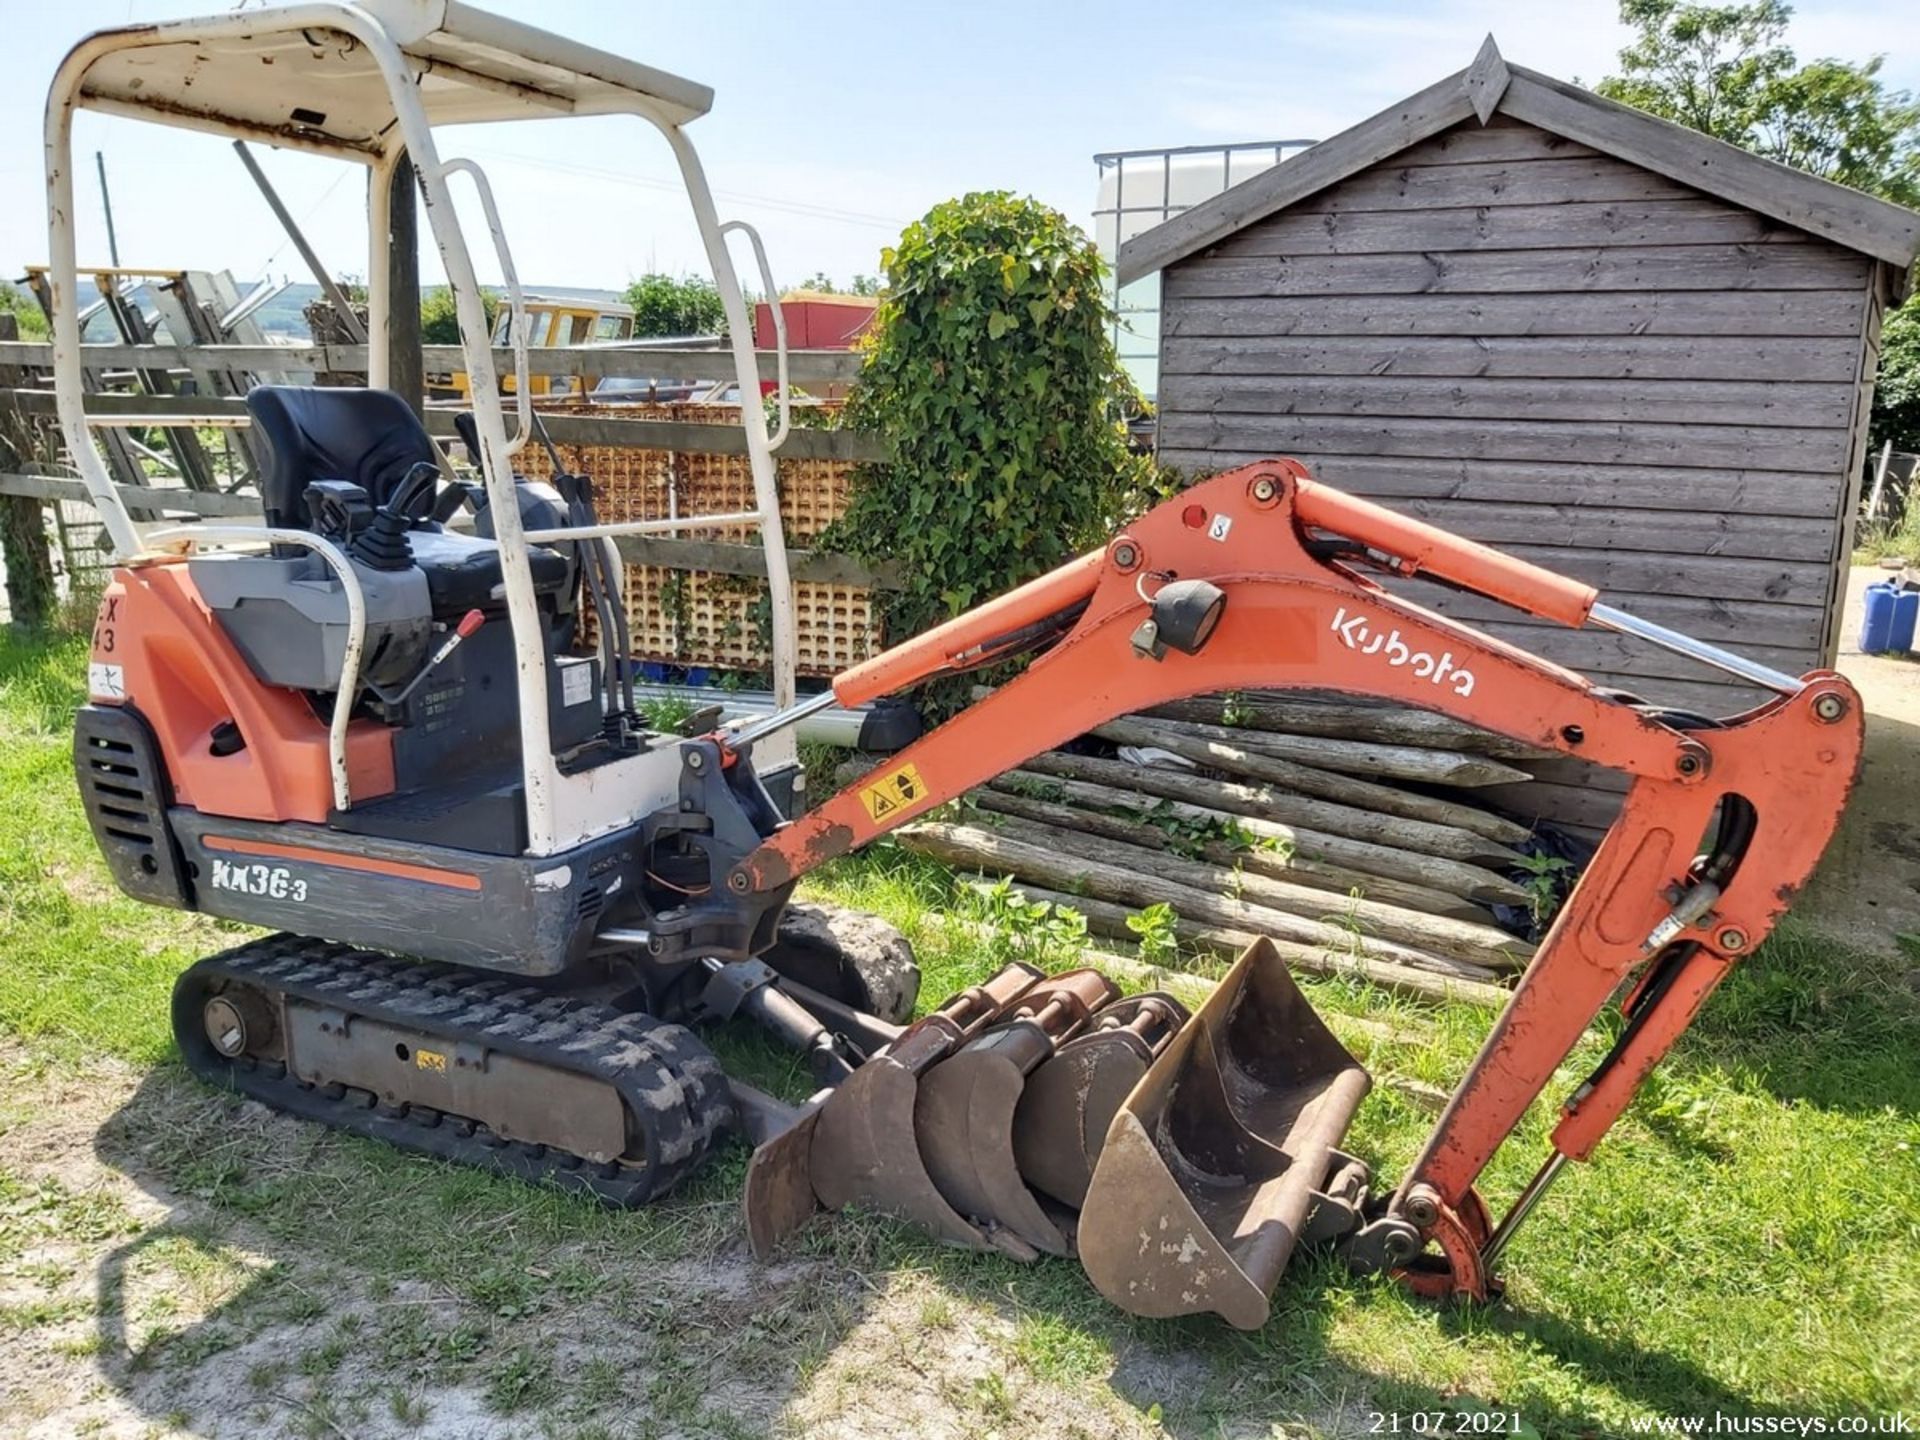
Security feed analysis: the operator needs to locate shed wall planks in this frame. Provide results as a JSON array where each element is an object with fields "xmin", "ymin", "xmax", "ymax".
[{"xmin": 1155, "ymin": 115, "xmax": 1883, "ymax": 735}]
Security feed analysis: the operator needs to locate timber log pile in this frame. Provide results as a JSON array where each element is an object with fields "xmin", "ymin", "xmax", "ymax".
[{"xmin": 896, "ymin": 692, "xmax": 1556, "ymax": 1005}]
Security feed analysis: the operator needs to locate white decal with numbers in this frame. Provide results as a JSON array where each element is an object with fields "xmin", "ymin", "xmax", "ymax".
[{"xmin": 210, "ymin": 858, "xmax": 309, "ymax": 902}]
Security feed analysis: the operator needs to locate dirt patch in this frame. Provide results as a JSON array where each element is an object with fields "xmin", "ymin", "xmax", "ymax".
[
  {"xmin": 1799, "ymin": 566, "xmax": 1920, "ymax": 954},
  {"xmin": 0, "ymin": 1045, "xmax": 1211, "ymax": 1440}
]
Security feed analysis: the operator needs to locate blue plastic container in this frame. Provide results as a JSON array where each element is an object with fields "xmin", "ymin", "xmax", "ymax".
[
  {"xmin": 1894, "ymin": 587, "xmax": 1920, "ymax": 654},
  {"xmin": 1862, "ymin": 582, "xmax": 1898, "ymax": 654}
]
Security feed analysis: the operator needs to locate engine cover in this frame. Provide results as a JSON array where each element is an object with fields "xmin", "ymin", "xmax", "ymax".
[{"xmin": 190, "ymin": 551, "xmax": 431, "ymax": 690}]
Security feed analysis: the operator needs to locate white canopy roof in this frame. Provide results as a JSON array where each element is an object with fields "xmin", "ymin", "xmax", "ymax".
[{"xmin": 66, "ymin": 0, "xmax": 714, "ymax": 160}]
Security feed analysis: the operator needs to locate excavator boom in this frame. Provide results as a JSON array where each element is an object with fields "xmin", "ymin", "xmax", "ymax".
[{"xmin": 728, "ymin": 459, "xmax": 1860, "ymax": 1312}]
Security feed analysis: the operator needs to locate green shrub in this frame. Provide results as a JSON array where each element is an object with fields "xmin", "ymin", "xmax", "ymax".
[
  {"xmin": 418, "ymin": 285, "xmax": 498, "ymax": 346},
  {"xmin": 829, "ymin": 192, "xmax": 1164, "ymax": 711}
]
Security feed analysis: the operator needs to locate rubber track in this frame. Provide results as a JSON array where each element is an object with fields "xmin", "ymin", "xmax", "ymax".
[{"xmin": 174, "ymin": 933, "xmax": 733, "ymax": 1206}]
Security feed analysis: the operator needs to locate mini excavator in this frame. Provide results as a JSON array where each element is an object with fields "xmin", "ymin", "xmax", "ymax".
[{"xmin": 51, "ymin": 4, "xmax": 1861, "ymax": 1328}]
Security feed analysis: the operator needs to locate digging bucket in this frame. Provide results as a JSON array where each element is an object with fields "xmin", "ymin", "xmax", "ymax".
[
  {"xmin": 1013, "ymin": 992, "xmax": 1190, "ymax": 1211},
  {"xmin": 744, "ymin": 961, "xmax": 1043, "ymax": 1258},
  {"xmin": 1077, "ymin": 939, "xmax": 1372, "ymax": 1329},
  {"xmin": 912, "ymin": 968, "xmax": 1121, "ymax": 1256}
]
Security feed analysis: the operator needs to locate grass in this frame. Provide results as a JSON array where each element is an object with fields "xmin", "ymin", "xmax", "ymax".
[
  {"xmin": 1854, "ymin": 506, "xmax": 1920, "ymax": 565},
  {"xmin": 2, "ymin": 622, "xmax": 1918, "ymax": 1436}
]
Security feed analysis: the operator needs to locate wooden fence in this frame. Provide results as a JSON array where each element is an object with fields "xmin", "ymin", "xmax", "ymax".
[{"xmin": 0, "ymin": 341, "xmax": 896, "ymax": 666}]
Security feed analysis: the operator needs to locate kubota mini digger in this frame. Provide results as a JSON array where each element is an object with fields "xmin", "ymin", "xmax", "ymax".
[{"xmin": 50, "ymin": 3, "xmax": 1861, "ymax": 1327}]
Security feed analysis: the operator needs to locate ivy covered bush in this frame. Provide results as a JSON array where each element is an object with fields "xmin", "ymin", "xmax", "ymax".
[{"xmin": 831, "ymin": 192, "xmax": 1162, "ymax": 698}]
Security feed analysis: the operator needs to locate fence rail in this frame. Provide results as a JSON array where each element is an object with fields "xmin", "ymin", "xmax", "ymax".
[
  {"xmin": 0, "ymin": 341, "xmax": 864, "ymax": 385},
  {"xmin": 0, "ymin": 346, "xmax": 891, "ymax": 462},
  {"xmin": 0, "ymin": 470, "xmax": 261, "ymax": 518},
  {"xmin": 0, "ymin": 341, "xmax": 900, "ymax": 612}
]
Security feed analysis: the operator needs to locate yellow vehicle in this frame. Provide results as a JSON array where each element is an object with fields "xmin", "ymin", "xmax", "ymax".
[{"xmin": 447, "ymin": 293, "xmax": 636, "ymax": 398}]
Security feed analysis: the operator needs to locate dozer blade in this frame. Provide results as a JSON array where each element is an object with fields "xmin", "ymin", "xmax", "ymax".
[
  {"xmin": 913, "ymin": 969, "xmax": 1120, "ymax": 1256},
  {"xmin": 1013, "ymin": 992, "xmax": 1190, "ymax": 1210},
  {"xmin": 1077, "ymin": 939, "xmax": 1373, "ymax": 1330},
  {"xmin": 743, "ymin": 961, "xmax": 1043, "ymax": 1258}
]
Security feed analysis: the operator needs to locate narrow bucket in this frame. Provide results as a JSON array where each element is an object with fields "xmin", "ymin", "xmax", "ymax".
[
  {"xmin": 912, "ymin": 969, "xmax": 1120, "ymax": 1255},
  {"xmin": 743, "ymin": 961, "xmax": 1042, "ymax": 1258},
  {"xmin": 1077, "ymin": 939, "xmax": 1372, "ymax": 1330},
  {"xmin": 1013, "ymin": 992, "xmax": 1190, "ymax": 1210}
]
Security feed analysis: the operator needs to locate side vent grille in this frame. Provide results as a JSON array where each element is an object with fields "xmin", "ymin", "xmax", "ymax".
[
  {"xmin": 72, "ymin": 705, "xmax": 191, "ymax": 908},
  {"xmin": 81, "ymin": 734, "xmax": 158, "ymax": 849}
]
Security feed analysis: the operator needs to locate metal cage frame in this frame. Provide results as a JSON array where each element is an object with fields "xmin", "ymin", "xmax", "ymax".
[{"xmin": 45, "ymin": 0, "xmax": 802, "ymax": 854}]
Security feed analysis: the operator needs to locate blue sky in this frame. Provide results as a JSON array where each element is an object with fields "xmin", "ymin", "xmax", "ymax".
[{"xmin": 3, "ymin": 0, "xmax": 1914, "ymax": 296}]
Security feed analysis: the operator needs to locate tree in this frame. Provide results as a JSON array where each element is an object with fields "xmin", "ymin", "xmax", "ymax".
[
  {"xmin": 798, "ymin": 271, "xmax": 881, "ymax": 296},
  {"xmin": 830, "ymin": 193, "xmax": 1161, "ymax": 712},
  {"xmin": 1596, "ymin": 0, "xmax": 1920, "ymax": 204},
  {"xmin": 418, "ymin": 285, "xmax": 497, "ymax": 345},
  {"xmin": 621, "ymin": 273, "xmax": 728, "ymax": 338},
  {"xmin": 1871, "ymin": 304, "xmax": 1920, "ymax": 458},
  {"xmin": 0, "ymin": 283, "xmax": 48, "ymax": 340}
]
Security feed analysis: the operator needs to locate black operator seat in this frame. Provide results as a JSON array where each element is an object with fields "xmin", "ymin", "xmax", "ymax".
[{"xmin": 245, "ymin": 385, "xmax": 570, "ymax": 617}]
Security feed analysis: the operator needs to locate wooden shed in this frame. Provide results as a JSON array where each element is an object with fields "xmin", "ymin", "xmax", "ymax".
[{"xmin": 1120, "ymin": 40, "xmax": 1920, "ymax": 827}]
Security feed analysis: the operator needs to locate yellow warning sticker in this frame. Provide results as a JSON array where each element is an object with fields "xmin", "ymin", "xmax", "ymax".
[
  {"xmin": 858, "ymin": 763, "xmax": 927, "ymax": 823},
  {"xmin": 415, "ymin": 1048, "xmax": 449, "ymax": 1073}
]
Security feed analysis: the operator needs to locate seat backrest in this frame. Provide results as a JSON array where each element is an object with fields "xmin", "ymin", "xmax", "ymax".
[{"xmin": 247, "ymin": 386, "xmax": 441, "ymax": 530}]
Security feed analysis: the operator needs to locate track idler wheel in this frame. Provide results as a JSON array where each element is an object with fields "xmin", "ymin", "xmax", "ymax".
[
  {"xmin": 762, "ymin": 901, "xmax": 921, "ymax": 1025},
  {"xmin": 201, "ymin": 986, "xmax": 280, "ymax": 1061},
  {"xmin": 1077, "ymin": 939, "xmax": 1372, "ymax": 1329}
]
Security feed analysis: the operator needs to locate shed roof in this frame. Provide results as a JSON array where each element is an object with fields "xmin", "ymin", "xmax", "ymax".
[{"xmin": 1117, "ymin": 37, "xmax": 1920, "ymax": 287}]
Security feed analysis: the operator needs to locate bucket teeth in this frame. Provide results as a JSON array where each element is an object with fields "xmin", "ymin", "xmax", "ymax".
[{"xmin": 1077, "ymin": 939, "xmax": 1372, "ymax": 1330}]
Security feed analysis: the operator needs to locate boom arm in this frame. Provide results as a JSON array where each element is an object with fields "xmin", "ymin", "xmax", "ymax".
[{"xmin": 721, "ymin": 461, "xmax": 1861, "ymax": 1296}]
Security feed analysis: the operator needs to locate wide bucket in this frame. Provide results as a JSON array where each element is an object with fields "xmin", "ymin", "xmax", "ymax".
[{"xmin": 1077, "ymin": 938, "xmax": 1372, "ymax": 1330}]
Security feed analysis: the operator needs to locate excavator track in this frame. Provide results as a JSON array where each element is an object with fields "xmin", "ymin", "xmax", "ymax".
[{"xmin": 174, "ymin": 934, "xmax": 734, "ymax": 1206}]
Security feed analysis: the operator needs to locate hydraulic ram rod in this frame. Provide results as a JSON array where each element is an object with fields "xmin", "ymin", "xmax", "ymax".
[
  {"xmin": 1292, "ymin": 480, "xmax": 1805, "ymax": 695},
  {"xmin": 1589, "ymin": 603, "xmax": 1805, "ymax": 696}
]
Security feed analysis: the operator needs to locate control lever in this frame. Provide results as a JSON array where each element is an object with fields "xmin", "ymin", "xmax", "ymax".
[{"xmin": 380, "ymin": 610, "xmax": 486, "ymax": 706}]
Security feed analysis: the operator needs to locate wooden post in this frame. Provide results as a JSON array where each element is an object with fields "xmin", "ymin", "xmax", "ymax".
[
  {"xmin": 0, "ymin": 315, "xmax": 57, "ymax": 629},
  {"xmin": 1866, "ymin": 438, "xmax": 1894, "ymax": 522},
  {"xmin": 1091, "ymin": 715, "xmax": 1533, "ymax": 842},
  {"xmin": 977, "ymin": 779, "xmax": 1490, "ymax": 920},
  {"xmin": 967, "ymin": 801, "xmax": 1531, "ymax": 970},
  {"xmin": 1019, "ymin": 752, "xmax": 1530, "ymax": 903},
  {"xmin": 386, "ymin": 153, "xmax": 424, "ymax": 417}
]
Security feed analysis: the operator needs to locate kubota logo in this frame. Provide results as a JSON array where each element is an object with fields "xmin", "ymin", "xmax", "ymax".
[{"xmin": 1330, "ymin": 606, "xmax": 1476, "ymax": 698}]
